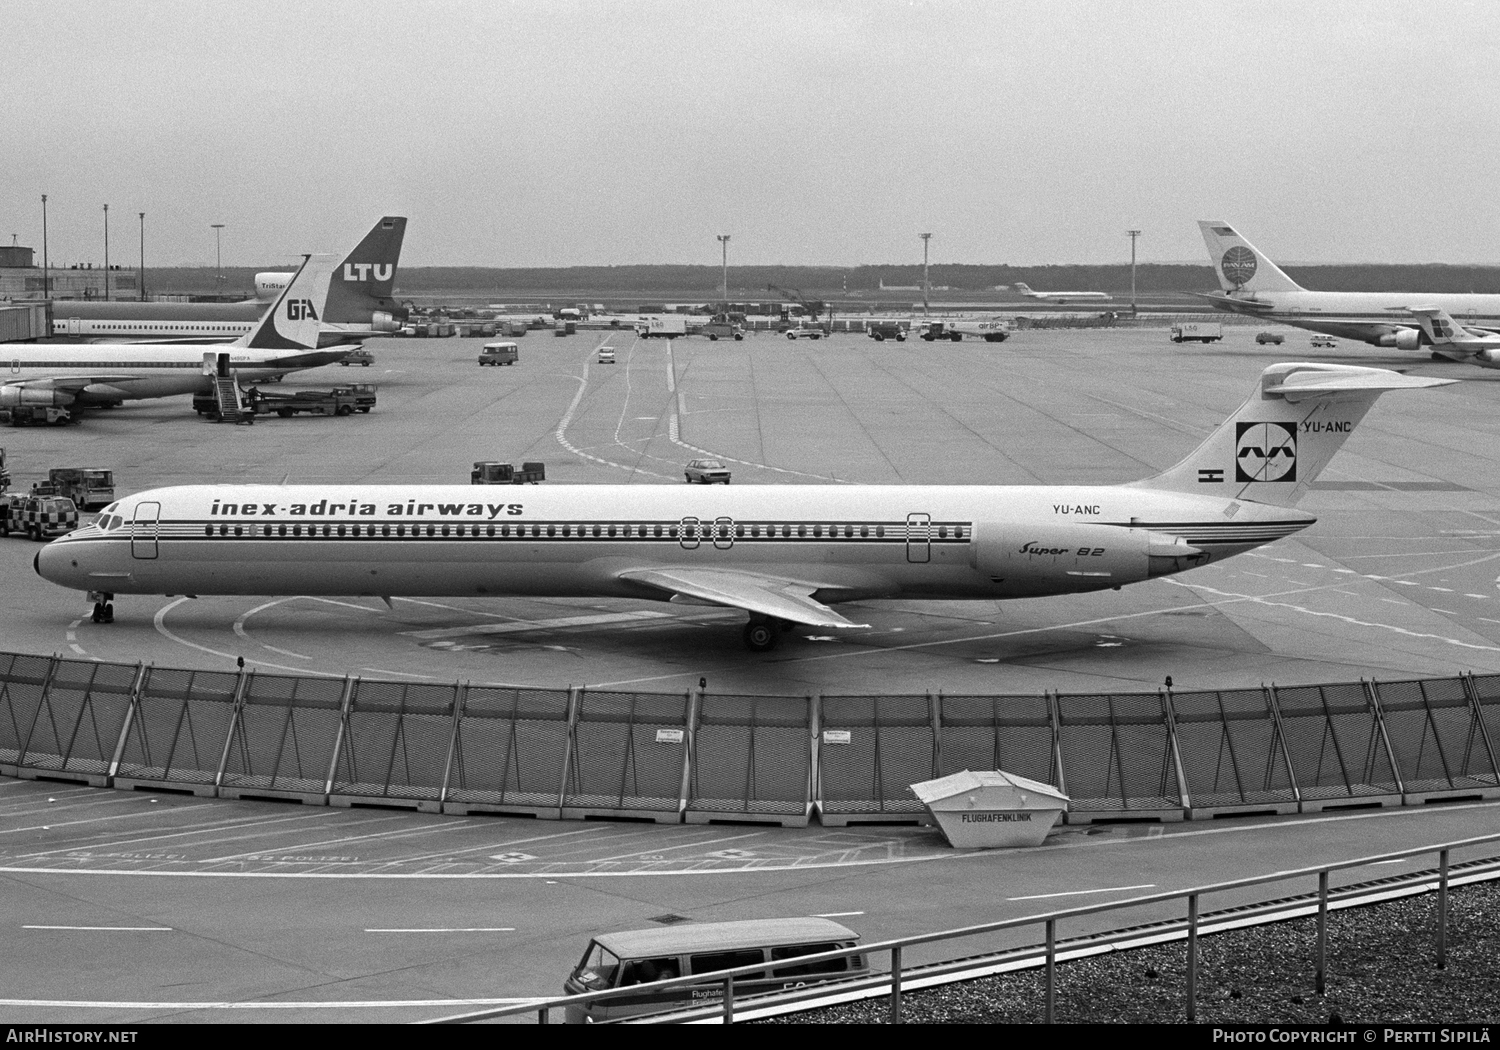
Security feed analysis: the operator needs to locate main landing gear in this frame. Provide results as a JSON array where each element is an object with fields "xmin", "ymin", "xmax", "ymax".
[
  {"xmin": 742, "ymin": 616, "xmax": 794, "ymax": 652},
  {"xmin": 88, "ymin": 591, "xmax": 114, "ymax": 624}
]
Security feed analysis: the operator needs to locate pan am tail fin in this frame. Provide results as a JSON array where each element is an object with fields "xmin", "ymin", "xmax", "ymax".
[{"xmin": 1198, "ymin": 221, "xmax": 1306, "ymax": 294}]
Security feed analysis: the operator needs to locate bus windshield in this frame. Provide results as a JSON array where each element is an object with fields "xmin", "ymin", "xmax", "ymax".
[{"xmin": 574, "ymin": 942, "xmax": 621, "ymax": 990}]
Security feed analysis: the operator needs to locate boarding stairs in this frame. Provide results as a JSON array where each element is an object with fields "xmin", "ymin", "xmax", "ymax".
[{"xmin": 212, "ymin": 373, "xmax": 248, "ymax": 424}]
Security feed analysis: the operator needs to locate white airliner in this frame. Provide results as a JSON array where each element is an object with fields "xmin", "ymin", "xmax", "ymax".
[
  {"xmin": 39, "ymin": 362, "xmax": 1450, "ymax": 646},
  {"xmin": 49, "ymin": 217, "xmax": 408, "ymax": 346},
  {"xmin": 1200, "ymin": 221, "xmax": 1500, "ymax": 350},
  {"xmin": 1014, "ymin": 282, "xmax": 1112, "ymax": 303},
  {"xmin": 1408, "ymin": 306, "xmax": 1500, "ymax": 365},
  {"xmin": 1, "ymin": 255, "xmax": 347, "ymax": 413}
]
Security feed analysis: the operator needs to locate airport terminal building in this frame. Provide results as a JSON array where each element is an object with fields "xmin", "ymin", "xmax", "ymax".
[{"xmin": 0, "ymin": 244, "xmax": 136, "ymax": 300}]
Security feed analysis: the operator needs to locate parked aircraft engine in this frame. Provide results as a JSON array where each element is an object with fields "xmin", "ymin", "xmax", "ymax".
[
  {"xmin": 974, "ymin": 522, "xmax": 1205, "ymax": 597},
  {"xmin": 1392, "ymin": 329, "xmax": 1422, "ymax": 351},
  {"xmin": 1473, "ymin": 349, "xmax": 1500, "ymax": 368},
  {"xmin": 0, "ymin": 385, "xmax": 72, "ymax": 408},
  {"xmin": 370, "ymin": 311, "xmax": 400, "ymax": 332},
  {"xmin": 254, "ymin": 272, "xmax": 290, "ymax": 300}
]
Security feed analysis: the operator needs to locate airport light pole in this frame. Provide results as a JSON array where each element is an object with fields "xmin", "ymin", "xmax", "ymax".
[
  {"xmin": 920, "ymin": 232, "xmax": 932, "ymax": 316},
  {"xmin": 1127, "ymin": 229, "xmax": 1141, "ymax": 317},
  {"xmin": 40, "ymin": 195, "xmax": 48, "ymax": 300},
  {"xmin": 139, "ymin": 212, "xmax": 146, "ymax": 301},
  {"xmin": 717, "ymin": 234, "xmax": 730, "ymax": 313},
  {"xmin": 103, "ymin": 203, "xmax": 110, "ymax": 301},
  {"xmin": 211, "ymin": 224, "xmax": 225, "ymax": 296}
]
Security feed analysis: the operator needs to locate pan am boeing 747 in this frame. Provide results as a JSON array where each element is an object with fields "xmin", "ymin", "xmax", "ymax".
[
  {"xmin": 1200, "ymin": 221, "xmax": 1500, "ymax": 350},
  {"xmin": 37, "ymin": 363, "xmax": 1450, "ymax": 647}
]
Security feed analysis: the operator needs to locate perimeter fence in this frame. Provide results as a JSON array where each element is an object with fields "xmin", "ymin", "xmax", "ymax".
[{"xmin": 3, "ymin": 650, "xmax": 1498, "ymax": 826}]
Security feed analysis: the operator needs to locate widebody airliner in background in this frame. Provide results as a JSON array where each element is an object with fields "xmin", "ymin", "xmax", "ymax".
[
  {"xmin": 1, "ymin": 254, "xmax": 346, "ymax": 414},
  {"xmin": 38, "ymin": 363, "xmax": 1451, "ymax": 646},
  {"xmin": 1014, "ymin": 282, "xmax": 1112, "ymax": 303},
  {"xmin": 47, "ymin": 217, "xmax": 408, "ymax": 346},
  {"xmin": 1199, "ymin": 220, "xmax": 1500, "ymax": 350}
]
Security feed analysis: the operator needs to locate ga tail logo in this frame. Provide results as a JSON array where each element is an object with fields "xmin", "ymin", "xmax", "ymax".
[
  {"xmin": 1235, "ymin": 422, "xmax": 1296, "ymax": 483},
  {"xmin": 343, "ymin": 263, "xmax": 394, "ymax": 282},
  {"xmin": 286, "ymin": 298, "xmax": 319, "ymax": 321},
  {"xmin": 1221, "ymin": 246, "xmax": 1257, "ymax": 287}
]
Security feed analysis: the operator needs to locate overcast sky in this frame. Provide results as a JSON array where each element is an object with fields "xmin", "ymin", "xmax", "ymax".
[{"xmin": 8, "ymin": 0, "xmax": 1498, "ymax": 270}]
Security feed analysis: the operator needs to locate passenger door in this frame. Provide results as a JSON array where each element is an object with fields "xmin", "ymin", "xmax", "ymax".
[{"xmin": 130, "ymin": 501, "xmax": 160, "ymax": 560}]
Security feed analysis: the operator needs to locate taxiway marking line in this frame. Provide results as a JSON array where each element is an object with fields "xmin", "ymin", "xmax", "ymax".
[
  {"xmin": 0, "ymin": 997, "xmax": 543, "ymax": 1010},
  {"xmin": 365, "ymin": 927, "xmax": 516, "ymax": 933},
  {"xmin": 813, "ymin": 911, "xmax": 866, "ymax": 918},
  {"xmin": 153, "ymin": 598, "xmax": 341, "ymax": 677},
  {"xmin": 589, "ymin": 830, "xmax": 765, "ymax": 864},
  {"xmin": 16, "ymin": 809, "xmax": 342, "ymax": 858},
  {"xmin": 403, "ymin": 610, "xmax": 672, "ymax": 640},
  {"xmin": 23, "ymin": 925, "xmax": 171, "ymax": 931},
  {"xmin": 199, "ymin": 816, "xmax": 479, "ymax": 864},
  {"xmin": 360, "ymin": 668, "xmax": 438, "ymax": 679},
  {"xmin": 387, "ymin": 826, "xmax": 608, "ymax": 867},
  {"xmin": 1007, "ymin": 884, "xmax": 1157, "ymax": 902}
]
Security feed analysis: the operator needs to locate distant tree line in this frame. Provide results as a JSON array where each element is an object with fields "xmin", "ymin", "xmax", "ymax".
[{"xmin": 138, "ymin": 262, "xmax": 1500, "ymax": 299}]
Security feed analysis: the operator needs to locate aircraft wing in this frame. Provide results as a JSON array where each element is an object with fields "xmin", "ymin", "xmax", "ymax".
[
  {"xmin": 619, "ymin": 568, "xmax": 870, "ymax": 628},
  {"xmin": 4, "ymin": 375, "xmax": 139, "ymax": 394}
]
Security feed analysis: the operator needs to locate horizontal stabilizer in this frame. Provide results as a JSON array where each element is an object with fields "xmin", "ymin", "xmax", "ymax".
[
  {"xmin": 1263, "ymin": 365, "xmax": 1456, "ymax": 403},
  {"xmin": 620, "ymin": 568, "xmax": 869, "ymax": 628}
]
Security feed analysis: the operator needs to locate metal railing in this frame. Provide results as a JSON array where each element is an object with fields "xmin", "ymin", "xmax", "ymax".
[{"xmin": 422, "ymin": 830, "xmax": 1500, "ymax": 1024}]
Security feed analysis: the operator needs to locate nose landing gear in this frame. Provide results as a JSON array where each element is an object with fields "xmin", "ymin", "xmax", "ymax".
[{"xmin": 87, "ymin": 591, "xmax": 115, "ymax": 624}]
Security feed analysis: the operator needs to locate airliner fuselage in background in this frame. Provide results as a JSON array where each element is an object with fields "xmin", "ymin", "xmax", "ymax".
[
  {"xmin": 37, "ymin": 363, "xmax": 1452, "ymax": 648},
  {"xmin": 1014, "ymin": 282, "xmax": 1112, "ymax": 303},
  {"xmin": 0, "ymin": 254, "xmax": 345, "ymax": 411},
  {"xmin": 1199, "ymin": 220, "xmax": 1500, "ymax": 349},
  {"xmin": 45, "ymin": 217, "xmax": 409, "ymax": 346}
]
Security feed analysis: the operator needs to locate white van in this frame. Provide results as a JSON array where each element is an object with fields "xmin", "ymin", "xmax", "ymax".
[{"xmin": 563, "ymin": 917, "xmax": 866, "ymax": 1023}]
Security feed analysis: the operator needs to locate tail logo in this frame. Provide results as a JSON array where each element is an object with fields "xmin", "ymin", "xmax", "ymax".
[
  {"xmin": 343, "ymin": 263, "xmax": 394, "ymax": 282},
  {"xmin": 286, "ymin": 298, "xmax": 319, "ymax": 321},
  {"xmin": 1221, "ymin": 247, "xmax": 1258, "ymax": 287},
  {"xmin": 1235, "ymin": 422, "xmax": 1296, "ymax": 483}
]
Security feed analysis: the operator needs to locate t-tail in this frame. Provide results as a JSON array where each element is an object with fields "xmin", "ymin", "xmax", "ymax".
[
  {"xmin": 323, "ymin": 216, "xmax": 407, "ymax": 326},
  {"xmin": 1128, "ymin": 363, "xmax": 1454, "ymax": 506},
  {"xmin": 1198, "ymin": 221, "xmax": 1305, "ymax": 294},
  {"xmin": 235, "ymin": 253, "xmax": 337, "ymax": 351}
]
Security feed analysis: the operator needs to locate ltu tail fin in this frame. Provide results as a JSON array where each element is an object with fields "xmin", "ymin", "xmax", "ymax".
[
  {"xmin": 1129, "ymin": 363, "xmax": 1455, "ymax": 507},
  {"xmin": 323, "ymin": 216, "xmax": 406, "ymax": 325},
  {"xmin": 236, "ymin": 253, "xmax": 336, "ymax": 351},
  {"xmin": 1198, "ymin": 221, "xmax": 1305, "ymax": 294}
]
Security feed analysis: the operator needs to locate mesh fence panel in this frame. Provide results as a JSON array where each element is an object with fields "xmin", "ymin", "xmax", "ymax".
[
  {"xmin": 1373, "ymin": 678, "xmax": 1498, "ymax": 792},
  {"xmin": 1274, "ymin": 684, "xmax": 1398, "ymax": 799},
  {"xmin": 333, "ymin": 681, "xmax": 458, "ymax": 801},
  {"xmin": 689, "ymin": 693, "xmax": 811, "ymax": 816},
  {"xmin": 0, "ymin": 654, "xmax": 55, "ymax": 767},
  {"xmin": 21, "ymin": 659, "xmax": 138, "ymax": 775},
  {"xmin": 934, "ymin": 693, "xmax": 1055, "ymax": 782},
  {"xmin": 563, "ymin": 690, "xmax": 689, "ymax": 812},
  {"xmin": 446, "ymin": 686, "xmax": 571, "ymax": 808},
  {"xmin": 1057, "ymin": 692, "xmax": 1178, "ymax": 811},
  {"xmin": 818, "ymin": 695, "xmax": 934, "ymax": 815},
  {"xmin": 116, "ymin": 667, "xmax": 239, "ymax": 784},
  {"xmin": 220, "ymin": 672, "xmax": 346, "ymax": 794},
  {"xmin": 1471, "ymin": 675, "xmax": 1500, "ymax": 777},
  {"xmin": 1169, "ymin": 688, "xmax": 1296, "ymax": 808}
]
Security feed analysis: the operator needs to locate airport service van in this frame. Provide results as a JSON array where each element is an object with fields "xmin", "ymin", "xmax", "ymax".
[
  {"xmin": 1170, "ymin": 322, "xmax": 1223, "ymax": 343},
  {"xmin": 1, "ymin": 493, "xmax": 78, "ymax": 540},
  {"xmin": 47, "ymin": 468, "xmax": 115, "ymax": 510},
  {"xmin": 479, "ymin": 342, "xmax": 520, "ymax": 366},
  {"xmin": 564, "ymin": 918, "xmax": 866, "ymax": 1023},
  {"xmin": 636, "ymin": 315, "xmax": 688, "ymax": 339}
]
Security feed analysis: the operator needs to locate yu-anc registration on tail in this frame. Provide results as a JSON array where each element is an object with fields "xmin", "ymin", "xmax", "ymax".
[{"xmin": 37, "ymin": 364, "xmax": 1452, "ymax": 649}]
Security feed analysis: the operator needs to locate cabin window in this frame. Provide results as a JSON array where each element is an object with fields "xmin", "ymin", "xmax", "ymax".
[
  {"xmin": 279, "ymin": 524, "xmax": 287, "ymax": 537},
  {"xmin": 441, "ymin": 524, "xmax": 450, "ymax": 537},
  {"xmin": 876, "ymin": 526, "xmax": 885, "ymax": 538},
  {"xmin": 487, "ymin": 524, "xmax": 495, "ymax": 537},
  {"xmin": 203, "ymin": 525, "xmax": 212, "ymax": 537},
  {"xmin": 233, "ymin": 525, "xmax": 243, "ymax": 537},
  {"xmin": 548, "ymin": 525, "xmax": 557, "ymax": 538},
  {"xmin": 593, "ymin": 525, "xmax": 602, "ymax": 538}
]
